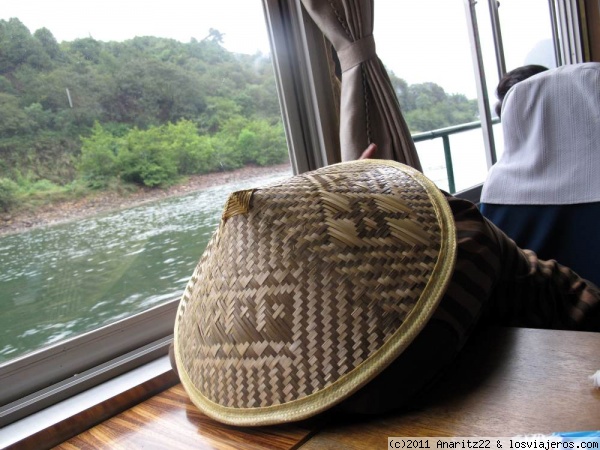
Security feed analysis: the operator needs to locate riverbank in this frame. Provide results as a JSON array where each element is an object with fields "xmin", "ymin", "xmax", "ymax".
[{"xmin": 0, "ymin": 163, "xmax": 293, "ymax": 237}]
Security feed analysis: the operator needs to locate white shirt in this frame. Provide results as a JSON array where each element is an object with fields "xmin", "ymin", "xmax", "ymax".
[{"xmin": 481, "ymin": 62, "xmax": 600, "ymax": 205}]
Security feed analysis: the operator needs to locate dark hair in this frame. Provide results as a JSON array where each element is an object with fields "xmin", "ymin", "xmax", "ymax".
[{"xmin": 495, "ymin": 64, "xmax": 549, "ymax": 117}]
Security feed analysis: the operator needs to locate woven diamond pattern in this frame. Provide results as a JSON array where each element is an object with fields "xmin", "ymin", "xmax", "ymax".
[{"xmin": 176, "ymin": 160, "xmax": 449, "ymax": 412}]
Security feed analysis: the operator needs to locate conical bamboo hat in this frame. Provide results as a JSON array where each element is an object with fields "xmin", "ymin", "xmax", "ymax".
[{"xmin": 174, "ymin": 159, "xmax": 456, "ymax": 426}]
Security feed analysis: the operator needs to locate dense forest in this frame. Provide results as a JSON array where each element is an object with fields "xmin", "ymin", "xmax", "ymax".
[{"xmin": 0, "ymin": 18, "xmax": 478, "ymax": 212}]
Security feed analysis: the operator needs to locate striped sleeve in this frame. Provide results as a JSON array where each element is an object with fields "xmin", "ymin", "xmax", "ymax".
[
  {"xmin": 431, "ymin": 196, "xmax": 503, "ymax": 345},
  {"xmin": 484, "ymin": 218, "xmax": 600, "ymax": 331},
  {"xmin": 435, "ymin": 196, "xmax": 600, "ymax": 343}
]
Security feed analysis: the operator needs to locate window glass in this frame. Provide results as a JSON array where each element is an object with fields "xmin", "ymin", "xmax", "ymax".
[
  {"xmin": 0, "ymin": 0, "xmax": 291, "ymax": 362},
  {"xmin": 374, "ymin": 1, "xmax": 489, "ymax": 192},
  {"xmin": 498, "ymin": 0, "xmax": 556, "ymax": 71}
]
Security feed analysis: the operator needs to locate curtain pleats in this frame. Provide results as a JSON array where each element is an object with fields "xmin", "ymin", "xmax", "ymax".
[{"xmin": 300, "ymin": 0, "xmax": 422, "ymax": 170}]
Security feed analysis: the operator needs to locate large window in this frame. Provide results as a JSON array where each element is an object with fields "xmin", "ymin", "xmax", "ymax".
[
  {"xmin": 0, "ymin": 2, "xmax": 301, "ymax": 427},
  {"xmin": 0, "ymin": 1, "xmax": 291, "ymax": 365}
]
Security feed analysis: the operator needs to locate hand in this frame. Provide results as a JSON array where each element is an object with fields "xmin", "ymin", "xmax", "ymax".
[{"xmin": 359, "ymin": 143, "xmax": 377, "ymax": 160}]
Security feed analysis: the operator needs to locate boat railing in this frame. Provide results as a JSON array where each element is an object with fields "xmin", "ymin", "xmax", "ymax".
[{"xmin": 412, "ymin": 118, "xmax": 500, "ymax": 193}]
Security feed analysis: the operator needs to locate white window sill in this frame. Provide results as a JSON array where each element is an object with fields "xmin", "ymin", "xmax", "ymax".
[{"xmin": 0, "ymin": 355, "xmax": 178, "ymax": 449}]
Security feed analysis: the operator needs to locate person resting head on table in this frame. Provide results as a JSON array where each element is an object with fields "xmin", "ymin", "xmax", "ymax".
[{"xmin": 171, "ymin": 142, "xmax": 599, "ymax": 426}]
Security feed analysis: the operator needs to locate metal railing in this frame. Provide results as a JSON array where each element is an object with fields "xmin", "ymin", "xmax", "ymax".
[{"xmin": 412, "ymin": 119, "xmax": 499, "ymax": 193}]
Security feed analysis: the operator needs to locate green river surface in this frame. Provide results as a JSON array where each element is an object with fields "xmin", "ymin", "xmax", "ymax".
[{"xmin": 0, "ymin": 169, "xmax": 291, "ymax": 363}]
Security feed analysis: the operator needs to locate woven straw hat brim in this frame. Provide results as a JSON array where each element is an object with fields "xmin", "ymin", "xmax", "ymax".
[{"xmin": 174, "ymin": 159, "xmax": 456, "ymax": 426}]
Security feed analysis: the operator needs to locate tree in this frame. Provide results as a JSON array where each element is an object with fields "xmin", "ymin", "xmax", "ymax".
[
  {"xmin": 24, "ymin": 102, "xmax": 53, "ymax": 131},
  {"xmin": 202, "ymin": 28, "xmax": 225, "ymax": 44},
  {"xmin": 236, "ymin": 120, "xmax": 288, "ymax": 166},
  {"xmin": 164, "ymin": 120, "xmax": 216, "ymax": 174},
  {"xmin": 33, "ymin": 28, "xmax": 62, "ymax": 61},
  {"xmin": 199, "ymin": 97, "xmax": 242, "ymax": 134},
  {"xmin": 0, "ymin": 177, "xmax": 19, "ymax": 211},
  {"xmin": 0, "ymin": 93, "xmax": 33, "ymax": 136},
  {"xmin": 78, "ymin": 122, "xmax": 121, "ymax": 188},
  {"xmin": 0, "ymin": 18, "xmax": 51, "ymax": 73},
  {"xmin": 388, "ymin": 72, "xmax": 478, "ymax": 132},
  {"xmin": 102, "ymin": 58, "xmax": 205, "ymax": 128},
  {"xmin": 388, "ymin": 72, "xmax": 412, "ymax": 110},
  {"xmin": 118, "ymin": 126, "xmax": 178, "ymax": 187},
  {"xmin": 69, "ymin": 38, "xmax": 103, "ymax": 64}
]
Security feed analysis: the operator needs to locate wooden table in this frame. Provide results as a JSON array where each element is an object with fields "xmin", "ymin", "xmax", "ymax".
[
  {"xmin": 58, "ymin": 327, "xmax": 600, "ymax": 449},
  {"xmin": 302, "ymin": 327, "xmax": 600, "ymax": 449}
]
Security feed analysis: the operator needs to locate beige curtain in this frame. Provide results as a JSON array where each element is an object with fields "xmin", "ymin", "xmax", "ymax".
[{"xmin": 300, "ymin": 0, "xmax": 422, "ymax": 170}]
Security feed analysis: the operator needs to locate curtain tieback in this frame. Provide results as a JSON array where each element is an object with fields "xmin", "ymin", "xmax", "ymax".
[{"xmin": 337, "ymin": 35, "xmax": 376, "ymax": 73}]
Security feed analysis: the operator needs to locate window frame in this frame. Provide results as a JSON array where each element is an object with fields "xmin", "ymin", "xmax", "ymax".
[
  {"xmin": 0, "ymin": 301, "xmax": 176, "ymax": 426},
  {"xmin": 262, "ymin": 0, "xmax": 340, "ymax": 172},
  {"xmin": 550, "ymin": 0, "xmax": 589, "ymax": 64}
]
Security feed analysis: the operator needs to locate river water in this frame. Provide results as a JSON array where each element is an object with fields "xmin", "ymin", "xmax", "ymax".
[
  {"xmin": 0, "ymin": 170, "xmax": 292, "ymax": 363},
  {"xmin": 0, "ymin": 129, "xmax": 499, "ymax": 363}
]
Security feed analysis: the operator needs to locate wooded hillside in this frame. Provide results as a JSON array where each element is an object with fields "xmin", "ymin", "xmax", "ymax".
[{"xmin": 0, "ymin": 18, "xmax": 477, "ymax": 210}]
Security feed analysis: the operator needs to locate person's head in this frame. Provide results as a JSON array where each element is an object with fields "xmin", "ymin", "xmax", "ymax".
[{"xmin": 495, "ymin": 64, "xmax": 549, "ymax": 117}]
